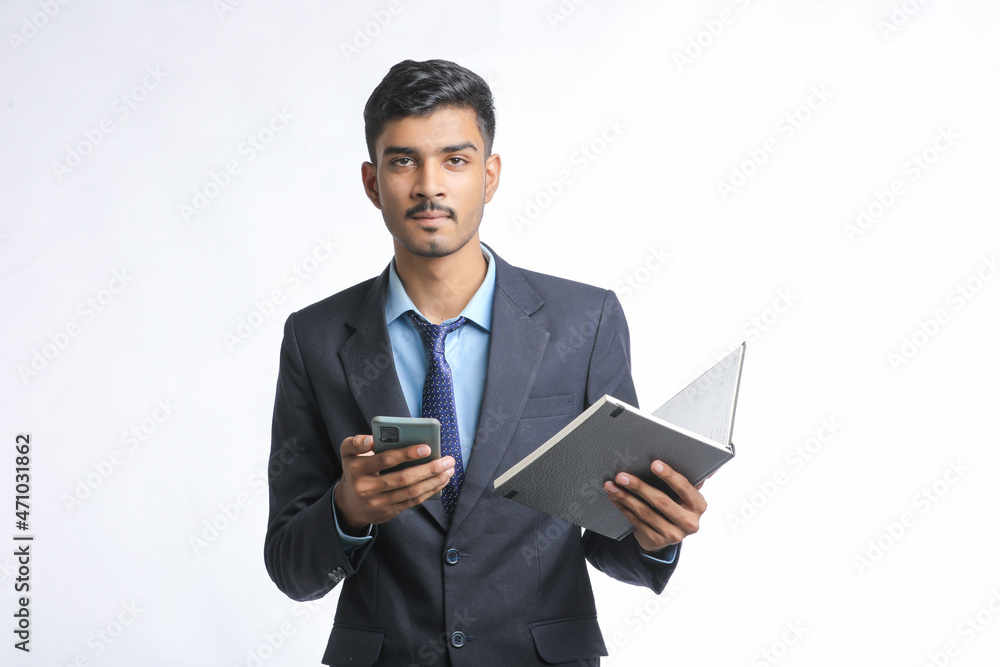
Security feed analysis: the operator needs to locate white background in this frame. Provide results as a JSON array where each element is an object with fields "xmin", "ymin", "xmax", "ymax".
[{"xmin": 3, "ymin": 1, "xmax": 1000, "ymax": 665}]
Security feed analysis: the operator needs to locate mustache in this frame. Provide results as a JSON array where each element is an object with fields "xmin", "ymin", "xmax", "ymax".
[{"xmin": 406, "ymin": 201, "xmax": 456, "ymax": 218}]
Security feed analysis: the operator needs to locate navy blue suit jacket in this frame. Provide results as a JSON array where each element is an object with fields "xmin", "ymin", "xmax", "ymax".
[{"xmin": 264, "ymin": 245, "xmax": 681, "ymax": 666}]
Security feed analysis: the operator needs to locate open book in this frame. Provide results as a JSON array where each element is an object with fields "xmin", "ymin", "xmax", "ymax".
[{"xmin": 493, "ymin": 343, "xmax": 746, "ymax": 540}]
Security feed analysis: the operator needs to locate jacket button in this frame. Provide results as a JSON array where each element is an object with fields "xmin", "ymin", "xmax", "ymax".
[
  {"xmin": 445, "ymin": 548, "xmax": 460, "ymax": 565},
  {"xmin": 450, "ymin": 631, "xmax": 466, "ymax": 648},
  {"xmin": 327, "ymin": 567, "xmax": 345, "ymax": 584}
]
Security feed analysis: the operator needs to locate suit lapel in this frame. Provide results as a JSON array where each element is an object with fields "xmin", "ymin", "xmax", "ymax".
[
  {"xmin": 339, "ymin": 267, "xmax": 411, "ymax": 422},
  {"xmin": 339, "ymin": 265, "xmax": 451, "ymax": 530},
  {"xmin": 448, "ymin": 248, "xmax": 549, "ymax": 534}
]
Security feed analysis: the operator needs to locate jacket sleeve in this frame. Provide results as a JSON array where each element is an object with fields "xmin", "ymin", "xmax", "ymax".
[
  {"xmin": 263, "ymin": 312, "xmax": 375, "ymax": 601},
  {"xmin": 580, "ymin": 290, "xmax": 681, "ymax": 594}
]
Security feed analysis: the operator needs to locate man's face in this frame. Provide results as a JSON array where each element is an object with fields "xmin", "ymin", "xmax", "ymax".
[{"xmin": 362, "ymin": 105, "xmax": 501, "ymax": 259}]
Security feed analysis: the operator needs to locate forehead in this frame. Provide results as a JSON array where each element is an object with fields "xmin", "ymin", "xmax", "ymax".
[{"xmin": 375, "ymin": 106, "xmax": 484, "ymax": 157}]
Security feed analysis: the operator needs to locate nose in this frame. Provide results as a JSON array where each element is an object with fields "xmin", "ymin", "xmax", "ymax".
[{"xmin": 413, "ymin": 163, "xmax": 445, "ymax": 200}]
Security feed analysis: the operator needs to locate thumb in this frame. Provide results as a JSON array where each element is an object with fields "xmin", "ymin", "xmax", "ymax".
[{"xmin": 341, "ymin": 434, "xmax": 374, "ymax": 457}]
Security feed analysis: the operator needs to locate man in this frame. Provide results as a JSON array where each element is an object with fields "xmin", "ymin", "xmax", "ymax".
[{"xmin": 264, "ymin": 59, "xmax": 707, "ymax": 666}]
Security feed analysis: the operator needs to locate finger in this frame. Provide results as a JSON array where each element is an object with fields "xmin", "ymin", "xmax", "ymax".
[
  {"xmin": 610, "ymin": 472, "xmax": 682, "ymax": 520},
  {"xmin": 604, "ymin": 488, "xmax": 683, "ymax": 546},
  {"xmin": 606, "ymin": 474, "xmax": 702, "ymax": 539},
  {"xmin": 385, "ymin": 465, "xmax": 456, "ymax": 508},
  {"xmin": 648, "ymin": 462, "xmax": 708, "ymax": 512},
  {"xmin": 351, "ymin": 442, "xmax": 437, "ymax": 479},
  {"xmin": 350, "ymin": 456, "xmax": 455, "ymax": 515},
  {"xmin": 373, "ymin": 443, "xmax": 440, "ymax": 474},
  {"xmin": 341, "ymin": 434, "xmax": 374, "ymax": 457},
  {"xmin": 368, "ymin": 455, "xmax": 455, "ymax": 496},
  {"xmin": 604, "ymin": 480, "xmax": 680, "ymax": 538},
  {"xmin": 615, "ymin": 505, "xmax": 677, "ymax": 551}
]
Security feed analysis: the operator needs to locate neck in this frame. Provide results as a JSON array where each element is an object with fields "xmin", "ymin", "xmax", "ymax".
[{"xmin": 394, "ymin": 237, "xmax": 488, "ymax": 324}]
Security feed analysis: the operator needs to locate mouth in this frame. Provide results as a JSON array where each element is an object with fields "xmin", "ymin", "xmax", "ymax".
[
  {"xmin": 407, "ymin": 202, "xmax": 455, "ymax": 224},
  {"xmin": 410, "ymin": 213, "xmax": 450, "ymax": 220},
  {"xmin": 408, "ymin": 210, "xmax": 453, "ymax": 228}
]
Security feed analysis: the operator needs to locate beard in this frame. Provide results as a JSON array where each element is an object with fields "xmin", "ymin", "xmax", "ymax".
[{"xmin": 387, "ymin": 202, "xmax": 484, "ymax": 259}]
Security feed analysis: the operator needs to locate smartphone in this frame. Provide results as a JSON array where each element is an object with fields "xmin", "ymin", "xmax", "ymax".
[{"xmin": 371, "ymin": 416, "xmax": 442, "ymax": 500}]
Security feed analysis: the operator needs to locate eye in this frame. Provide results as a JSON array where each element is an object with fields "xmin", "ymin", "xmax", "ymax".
[
  {"xmin": 446, "ymin": 156, "xmax": 468, "ymax": 166},
  {"xmin": 391, "ymin": 157, "xmax": 415, "ymax": 166}
]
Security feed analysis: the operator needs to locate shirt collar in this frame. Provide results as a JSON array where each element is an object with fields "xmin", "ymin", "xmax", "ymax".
[{"xmin": 385, "ymin": 243, "xmax": 496, "ymax": 331}]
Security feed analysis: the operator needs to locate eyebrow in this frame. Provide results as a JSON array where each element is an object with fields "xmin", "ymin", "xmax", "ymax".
[{"xmin": 381, "ymin": 142, "xmax": 479, "ymax": 159}]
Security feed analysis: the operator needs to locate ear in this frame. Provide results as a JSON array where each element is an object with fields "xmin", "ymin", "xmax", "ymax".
[
  {"xmin": 483, "ymin": 153, "xmax": 502, "ymax": 204},
  {"xmin": 361, "ymin": 161, "xmax": 382, "ymax": 210}
]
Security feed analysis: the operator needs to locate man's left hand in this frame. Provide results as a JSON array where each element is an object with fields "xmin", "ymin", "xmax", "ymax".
[{"xmin": 604, "ymin": 460, "xmax": 708, "ymax": 553}]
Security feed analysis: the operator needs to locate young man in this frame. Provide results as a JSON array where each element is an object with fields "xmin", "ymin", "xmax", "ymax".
[{"xmin": 264, "ymin": 59, "xmax": 707, "ymax": 666}]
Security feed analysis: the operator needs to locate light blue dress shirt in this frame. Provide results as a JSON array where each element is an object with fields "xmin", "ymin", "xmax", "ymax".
[
  {"xmin": 384, "ymin": 245, "xmax": 495, "ymax": 467},
  {"xmin": 333, "ymin": 243, "xmax": 676, "ymax": 564}
]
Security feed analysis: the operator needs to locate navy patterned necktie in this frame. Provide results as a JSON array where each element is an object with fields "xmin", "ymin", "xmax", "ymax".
[{"xmin": 408, "ymin": 311, "xmax": 468, "ymax": 518}]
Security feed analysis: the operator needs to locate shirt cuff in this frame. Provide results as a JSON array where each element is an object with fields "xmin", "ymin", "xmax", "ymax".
[
  {"xmin": 331, "ymin": 481, "xmax": 374, "ymax": 554},
  {"xmin": 639, "ymin": 542, "xmax": 678, "ymax": 565}
]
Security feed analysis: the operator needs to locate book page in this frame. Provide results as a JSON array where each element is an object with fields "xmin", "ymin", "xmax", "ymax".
[{"xmin": 650, "ymin": 343, "xmax": 745, "ymax": 446}]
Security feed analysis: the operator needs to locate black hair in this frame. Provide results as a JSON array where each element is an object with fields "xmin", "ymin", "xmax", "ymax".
[{"xmin": 363, "ymin": 59, "xmax": 496, "ymax": 162}]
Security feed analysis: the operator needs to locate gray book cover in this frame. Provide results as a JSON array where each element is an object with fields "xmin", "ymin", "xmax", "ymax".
[{"xmin": 493, "ymin": 344, "xmax": 745, "ymax": 540}]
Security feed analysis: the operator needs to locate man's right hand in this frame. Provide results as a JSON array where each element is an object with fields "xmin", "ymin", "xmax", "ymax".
[{"xmin": 333, "ymin": 434, "xmax": 455, "ymax": 535}]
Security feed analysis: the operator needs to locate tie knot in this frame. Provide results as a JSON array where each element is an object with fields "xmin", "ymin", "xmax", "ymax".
[{"xmin": 408, "ymin": 311, "xmax": 467, "ymax": 352}]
